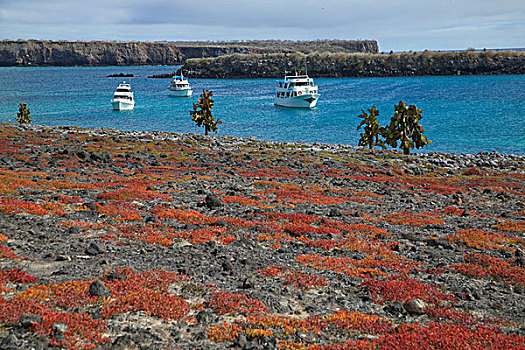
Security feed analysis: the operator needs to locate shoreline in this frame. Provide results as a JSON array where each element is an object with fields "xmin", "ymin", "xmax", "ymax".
[
  {"xmin": 4, "ymin": 65, "xmax": 525, "ymax": 79},
  {"xmin": 4, "ymin": 123, "xmax": 525, "ymax": 160},
  {"xmin": 149, "ymin": 72, "xmax": 525, "ymax": 79}
]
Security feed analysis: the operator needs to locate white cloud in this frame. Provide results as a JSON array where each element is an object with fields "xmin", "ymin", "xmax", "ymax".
[{"xmin": 0, "ymin": 0, "xmax": 523, "ymax": 51}]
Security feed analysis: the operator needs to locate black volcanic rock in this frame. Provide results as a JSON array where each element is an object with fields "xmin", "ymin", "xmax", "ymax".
[
  {"xmin": 107, "ymin": 73, "xmax": 134, "ymax": 77},
  {"xmin": 89, "ymin": 280, "xmax": 110, "ymax": 297},
  {"xmin": 205, "ymin": 194, "xmax": 222, "ymax": 209}
]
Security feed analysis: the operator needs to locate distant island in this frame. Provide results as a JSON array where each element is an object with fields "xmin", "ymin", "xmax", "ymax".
[
  {"xmin": 2, "ymin": 39, "xmax": 523, "ymax": 78},
  {"xmin": 0, "ymin": 39, "xmax": 378, "ymax": 66},
  {"xmin": 182, "ymin": 50, "xmax": 525, "ymax": 78}
]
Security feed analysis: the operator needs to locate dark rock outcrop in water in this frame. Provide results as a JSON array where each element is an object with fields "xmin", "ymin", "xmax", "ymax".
[
  {"xmin": 0, "ymin": 39, "xmax": 378, "ymax": 66},
  {"xmin": 183, "ymin": 50, "xmax": 525, "ymax": 78},
  {"xmin": 148, "ymin": 72, "xmax": 176, "ymax": 79},
  {"xmin": 106, "ymin": 73, "xmax": 134, "ymax": 78}
]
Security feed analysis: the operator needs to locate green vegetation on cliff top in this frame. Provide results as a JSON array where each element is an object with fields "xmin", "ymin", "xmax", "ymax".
[{"xmin": 184, "ymin": 49, "xmax": 525, "ymax": 78}]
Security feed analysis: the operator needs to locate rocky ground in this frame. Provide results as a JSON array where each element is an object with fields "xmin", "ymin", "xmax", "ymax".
[{"xmin": 0, "ymin": 123, "xmax": 524, "ymax": 350}]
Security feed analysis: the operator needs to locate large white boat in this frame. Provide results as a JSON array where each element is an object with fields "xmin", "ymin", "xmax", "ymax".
[
  {"xmin": 111, "ymin": 82, "xmax": 135, "ymax": 111},
  {"xmin": 274, "ymin": 75, "xmax": 320, "ymax": 108},
  {"xmin": 169, "ymin": 74, "xmax": 193, "ymax": 97}
]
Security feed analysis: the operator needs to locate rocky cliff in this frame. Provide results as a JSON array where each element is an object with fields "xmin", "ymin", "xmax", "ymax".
[
  {"xmin": 183, "ymin": 50, "xmax": 525, "ymax": 78},
  {"xmin": 0, "ymin": 39, "xmax": 378, "ymax": 66}
]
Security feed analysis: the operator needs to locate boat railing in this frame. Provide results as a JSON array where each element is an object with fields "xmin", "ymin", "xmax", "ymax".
[{"xmin": 284, "ymin": 75, "xmax": 310, "ymax": 80}]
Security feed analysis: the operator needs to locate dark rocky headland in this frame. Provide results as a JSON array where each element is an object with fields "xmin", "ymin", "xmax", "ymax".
[
  {"xmin": 183, "ymin": 50, "xmax": 525, "ymax": 78},
  {"xmin": 0, "ymin": 39, "xmax": 378, "ymax": 67},
  {"xmin": 3, "ymin": 39, "xmax": 523, "ymax": 77},
  {"xmin": 0, "ymin": 123, "xmax": 524, "ymax": 349}
]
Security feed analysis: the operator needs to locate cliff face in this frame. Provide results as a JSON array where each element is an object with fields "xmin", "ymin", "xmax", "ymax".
[
  {"xmin": 0, "ymin": 40, "xmax": 238, "ymax": 66},
  {"xmin": 183, "ymin": 51, "xmax": 525, "ymax": 78},
  {"xmin": 0, "ymin": 40, "xmax": 378, "ymax": 66}
]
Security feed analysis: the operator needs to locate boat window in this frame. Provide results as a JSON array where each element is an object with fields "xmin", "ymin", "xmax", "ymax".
[
  {"xmin": 286, "ymin": 92, "xmax": 290, "ymax": 97},
  {"xmin": 295, "ymin": 81, "xmax": 308, "ymax": 86},
  {"xmin": 279, "ymin": 82, "xmax": 283, "ymax": 88},
  {"xmin": 116, "ymin": 88, "xmax": 130, "ymax": 92}
]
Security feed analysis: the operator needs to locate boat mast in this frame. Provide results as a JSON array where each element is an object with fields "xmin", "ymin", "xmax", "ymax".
[{"xmin": 305, "ymin": 60, "xmax": 308, "ymax": 76}]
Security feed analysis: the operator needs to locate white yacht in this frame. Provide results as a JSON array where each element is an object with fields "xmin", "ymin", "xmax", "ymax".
[
  {"xmin": 274, "ymin": 75, "xmax": 320, "ymax": 108},
  {"xmin": 168, "ymin": 74, "xmax": 193, "ymax": 97},
  {"xmin": 111, "ymin": 82, "xmax": 135, "ymax": 111}
]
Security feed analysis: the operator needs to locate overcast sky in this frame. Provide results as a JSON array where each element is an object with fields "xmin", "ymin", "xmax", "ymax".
[{"xmin": 1, "ymin": 0, "xmax": 523, "ymax": 51}]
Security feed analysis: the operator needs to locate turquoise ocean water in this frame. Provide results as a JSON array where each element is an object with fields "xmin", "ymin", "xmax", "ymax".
[{"xmin": 0, "ymin": 66, "xmax": 524, "ymax": 155}]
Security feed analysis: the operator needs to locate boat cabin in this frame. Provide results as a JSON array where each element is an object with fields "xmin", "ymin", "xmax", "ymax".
[
  {"xmin": 113, "ymin": 94, "xmax": 133, "ymax": 100},
  {"xmin": 113, "ymin": 83, "xmax": 133, "ymax": 100},
  {"xmin": 170, "ymin": 76, "xmax": 191, "ymax": 89},
  {"xmin": 276, "ymin": 75, "xmax": 318, "ymax": 99}
]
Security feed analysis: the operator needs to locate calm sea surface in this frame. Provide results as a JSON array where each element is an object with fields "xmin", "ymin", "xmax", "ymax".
[{"xmin": 0, "ymin": 66, "xmax": 524, "ymax": 155}]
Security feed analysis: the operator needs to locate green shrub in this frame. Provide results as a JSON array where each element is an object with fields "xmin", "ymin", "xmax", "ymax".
[
  {"xmin": 16, "ymin": 103, "xmax": 31, "ymax": 124},
  {"xmin": 357, "ymin": 106, "xmax": 385, "ymax": 150},
  {"xmin": 356, "ymin": 101, "xmax": 431, "ymax": 154},
  {"xmin": 382, "ymin": 101, "xmax": 431, "ymax": 154},
  {"xmin": 190, "ymin": 90, "xmax": 221, "ymax": 135}
]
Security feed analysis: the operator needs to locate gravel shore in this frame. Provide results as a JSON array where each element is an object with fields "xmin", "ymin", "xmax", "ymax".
[{"xmin": 0, "ymin": 123, "xmax": 524, "ymax": 349}]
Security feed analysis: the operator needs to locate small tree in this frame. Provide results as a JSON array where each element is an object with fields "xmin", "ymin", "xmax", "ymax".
[
  {"xmin": 190, "ymin": 90, "xmax": 221, "ymax": 136},
  {"xmin": 382, "ymin": 101, "xmax": 431, "ymax": 155},
  {"xmin": 16, "ymin": 103, "xmax": 31, "ymax": 124},
  {"xmin": 357, "ymin": 106, "xmax": 385, "ymax": 150}
]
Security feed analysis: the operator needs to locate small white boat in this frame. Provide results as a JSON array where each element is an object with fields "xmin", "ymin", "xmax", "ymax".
[
  {"xmin": 111, "ymin": 82, "xmax": 135, "ymax": 111},
  {"xmin": 274, "ymin": 75, "xmax": 320, "ymax": 108},
  {"xmin": 169, "ymin": 74, "xmax": 193, "ymax": 97}
]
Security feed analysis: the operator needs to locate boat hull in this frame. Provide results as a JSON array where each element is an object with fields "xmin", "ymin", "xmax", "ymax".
[
  {"xmin": 111, "ymin": 100, "xmax": 135, "ymax": 111},
  {"xmin": 169, "ymin": 89, "xmax": 193, "ymax": 97},
  {"xmin": 274, "ymin": 94, "xmax": 320, "ymax": 108}
]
